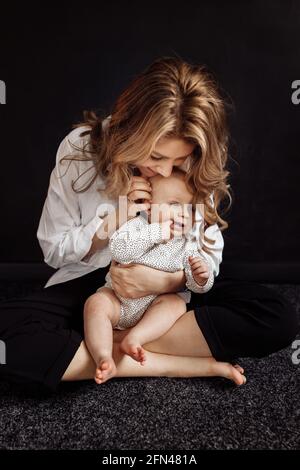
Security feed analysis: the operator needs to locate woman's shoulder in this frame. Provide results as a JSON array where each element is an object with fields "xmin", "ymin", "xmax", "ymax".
[
  {"xmin": 53, "ymin": 126, "xmax": 91, "ymax": 179},
  {"xmin": 58, "ymin": 125, "xmax": 92, "ymax": 158},
  {"xmin": 57, "ymin": 115, "xmax": 111, "ymax": 165}
]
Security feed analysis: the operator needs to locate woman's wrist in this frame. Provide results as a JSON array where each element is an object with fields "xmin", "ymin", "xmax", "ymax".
[{"xmin": 82, "ymin": 213, "xmax": 113, "ymax": 259}]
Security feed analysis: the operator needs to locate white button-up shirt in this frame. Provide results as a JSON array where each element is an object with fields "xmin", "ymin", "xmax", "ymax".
[{"xmin": 37, "ymin": 115, "xmax": 224, "ymax": 288}]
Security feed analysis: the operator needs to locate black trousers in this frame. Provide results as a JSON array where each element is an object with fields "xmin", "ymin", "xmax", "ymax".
[{"xmin": 0, "ymin": 266, "xmax": 298, "ymax": 391}]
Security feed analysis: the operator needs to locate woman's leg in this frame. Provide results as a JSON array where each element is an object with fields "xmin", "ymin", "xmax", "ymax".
[
  {"xmin": 139, "ymin": 279, "xmax": 299, "ymax": 362},
  {"xmin": 114, "ymin": 279, "xmax": 299, "ymax": 362},
  {"xmin": 115, "ymin": 309, "xmax": 212, "ymax": 357},
  {"xmin": 0, "ymin": 266, "xmax": 110, "ymax": 391},
  {"xmin": 62, "ymin": 340, "xmax": 246, "ymax": 386}
]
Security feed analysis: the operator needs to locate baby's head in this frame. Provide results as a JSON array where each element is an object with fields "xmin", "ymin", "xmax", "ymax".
[{"xmin": 146, "ymin": 168, "xmax": 195, "ymax": 230}]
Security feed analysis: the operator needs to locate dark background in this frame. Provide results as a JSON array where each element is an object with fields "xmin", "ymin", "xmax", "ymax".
[{"xmin": 0, "ymin": 0, "xmax": 299, "ymax": 282}]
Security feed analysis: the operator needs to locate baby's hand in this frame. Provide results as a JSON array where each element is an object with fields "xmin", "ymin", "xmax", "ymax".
[
  {"xmin": 188, "ymin": 256, "xmax": 210, "ymax": 286},
  {"xmin": 160, "ymin": 219, "xmax": 173, "ymax": 240}
]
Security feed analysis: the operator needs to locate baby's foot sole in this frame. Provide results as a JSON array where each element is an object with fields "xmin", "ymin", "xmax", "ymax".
[
  {"xmin": 120, "ymin": 339, "xmax": 147, "ymax": 365},
  {"xmin": 95, "ymin": 358, "xmax": 117, "ymax": 384}
]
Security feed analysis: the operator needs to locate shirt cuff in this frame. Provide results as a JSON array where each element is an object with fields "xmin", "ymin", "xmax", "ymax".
[{"xmin": 79, "ymin": 208, "xmax": 107, "ymax": 264}]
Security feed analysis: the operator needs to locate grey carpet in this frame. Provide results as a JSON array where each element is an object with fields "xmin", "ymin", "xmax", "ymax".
[{"xmin": 0, "ymin": 282, "xmax": 299, "ymax": 450}]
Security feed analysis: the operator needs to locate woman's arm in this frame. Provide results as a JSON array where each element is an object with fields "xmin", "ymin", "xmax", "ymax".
[
  {"xmin": 109, "ymin": 261, "xmax": 186, "ymax": 299},
  {"xmin": 83, "ymin": 177, "xmax": 153, "ymax": 260},
  {"xmin": 82, "ymin": 209, "xmax": 118, "ymax": 259},
  {"xmin": 37, "ymin": 129, "xmax": 107, "ymax": 269}
]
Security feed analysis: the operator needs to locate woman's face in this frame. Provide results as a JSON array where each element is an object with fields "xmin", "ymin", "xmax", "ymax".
[{"xmin": 135, "ymin": 137, "xmax": 196, "ymax": 178}]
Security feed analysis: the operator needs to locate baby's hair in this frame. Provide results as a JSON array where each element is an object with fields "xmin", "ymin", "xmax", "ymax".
[{"xmin": 149, "ymin": 167, "xmax": 194, "ymax": 200}]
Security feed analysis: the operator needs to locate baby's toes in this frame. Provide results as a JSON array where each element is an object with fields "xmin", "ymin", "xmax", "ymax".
[
  {"xmin": 98, "ymin": 358, "xmax": 117, "ymax": 383},
  {"xmin": 94, "ymin": 368, "xmax": 103, "ymax": 384},
  {"xmin": 138, "ymin": 347, "xmax": 147, "ymax": 365},
  {"xmin": 94, "ymin": 358, "xmax": 117, "ymax": 384},
  {"xmin": 130, "ymin": 346, "xmax": 141, "ymax": 360}
]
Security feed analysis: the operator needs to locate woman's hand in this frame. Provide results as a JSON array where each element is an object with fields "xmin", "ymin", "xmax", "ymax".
[
  {"xmin": 109, "ymin": 260, "xmax": 186, "ymax": 298},
  {"xmin": 89, "ymin": 175, "xmax": 152, "ymax": 255},
  {"xmin": 125, "ymin": 175, "xmax": 152, "ymax": 221}
]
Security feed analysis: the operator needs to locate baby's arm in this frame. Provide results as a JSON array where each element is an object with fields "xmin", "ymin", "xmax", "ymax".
[
  {"xmin": 109, "ymin": 216, "xmax": 166, "ymax": 263},
  {"xmin": 191, "ymin": 195, "xmax": 224, "ymax": 279},
  {"xmin": 182, "ymin": 248, "xmax": 215, "ymax": 294}
]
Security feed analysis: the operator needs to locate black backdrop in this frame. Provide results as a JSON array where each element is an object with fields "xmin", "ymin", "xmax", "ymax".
[{"xmin": 0, "ymin": 0, "xmax": 299, "ymax": 282}]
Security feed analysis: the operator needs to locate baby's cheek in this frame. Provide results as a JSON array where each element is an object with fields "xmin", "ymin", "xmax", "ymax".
[
  {"xmin": 150, "ymin": 211, "xmax": 162, "ymax": 224},
  {"xmin": 159, "ymin": 212, "xmax": 171, "ymax": 223}
]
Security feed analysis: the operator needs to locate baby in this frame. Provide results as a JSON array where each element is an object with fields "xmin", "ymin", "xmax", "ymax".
[{"xmin": 84, "ymin": 168, "xmax": 213, "ymax": 384}]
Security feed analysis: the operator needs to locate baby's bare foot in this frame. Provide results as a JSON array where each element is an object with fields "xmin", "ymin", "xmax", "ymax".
[
  {"xmin": 95, "ymin": 357, "xmax": 117, "ymax": 384},
  {"xmin": 213, "ymin": 360, "xmax": 247, "ymax": 386},
  {"xmin": 120, "ymin": 337, "xmax": 146, "ymax": 365}
]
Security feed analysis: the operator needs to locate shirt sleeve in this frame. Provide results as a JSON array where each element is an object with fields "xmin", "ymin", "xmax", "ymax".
[
  {"xmin": 37, "ymin": 131, "xmax": 105, "ymax": 269},
  {"xmin": 188, "ymin": 192, "xmax": 224, "ymax": 278}
]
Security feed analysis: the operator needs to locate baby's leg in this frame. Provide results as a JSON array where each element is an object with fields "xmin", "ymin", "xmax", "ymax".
[
  {"xmin": 120, "ymin": 293, "xmax": 187, "ymax": 364},
  {"xmin": 84, "ymin": 287, "xmax": 121, "ymax": 384}
]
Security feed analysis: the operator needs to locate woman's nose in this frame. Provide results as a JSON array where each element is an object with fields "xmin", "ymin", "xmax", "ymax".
[{"xmin": 156, "ymin": 163, "xmax": 173, "ymax": 177}]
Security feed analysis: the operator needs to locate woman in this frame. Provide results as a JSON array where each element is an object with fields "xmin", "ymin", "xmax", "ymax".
[{"xmin": 0, "ymin": 56, "xmax": 298, "ymax": 390}]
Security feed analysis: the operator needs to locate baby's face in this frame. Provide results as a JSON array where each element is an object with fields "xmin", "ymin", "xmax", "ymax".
[{"xmin": 147, "ymin": 173, "xmax": 195, "ymax": 231}]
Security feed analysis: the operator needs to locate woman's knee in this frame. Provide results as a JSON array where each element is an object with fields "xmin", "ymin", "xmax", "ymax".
[
  {"xmin": 278, "ymin": 298, "xmax": 299, "ymax": 345},
  {"xmin": 262, "ymin": 296, "xmax": 299, "ymax": 355}
]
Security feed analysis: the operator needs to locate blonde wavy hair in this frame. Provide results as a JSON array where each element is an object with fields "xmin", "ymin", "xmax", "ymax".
[{"xmin": 61, "ymin": 55, "xmax": 233, "ymax": 254}]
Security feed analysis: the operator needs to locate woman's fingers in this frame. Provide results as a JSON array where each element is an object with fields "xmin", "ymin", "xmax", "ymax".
[
  {"xmin": 129, "ymin": 178, "xmax": 152, "ymax": 192},
  {"xmin": 130, "ymin": 176, "xmax": 151, "ymax": 183},
  {"xmin": 130, "ymin": 177, "xmax": 152, "ymax": 187},
  {"xmin": 127, "ymin": 176, "xmax": 152, "ymax": 203},
  {"xmin": 129, "ymin": 178, "xmax": 152, "ymax": 191},
  {"xmin": 127, "ymin": 189, "xmax": 152, "ymax": 201}
]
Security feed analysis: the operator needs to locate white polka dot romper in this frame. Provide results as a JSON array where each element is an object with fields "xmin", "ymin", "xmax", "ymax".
[{"xmin": 96, "ymin": 213, "xmax": 215, "ymax": 330}]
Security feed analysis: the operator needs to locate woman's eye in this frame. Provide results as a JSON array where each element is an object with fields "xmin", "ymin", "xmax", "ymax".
[{"xmin": 151, "ymin": 155, "xmax": 162, "ymax": 160}]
